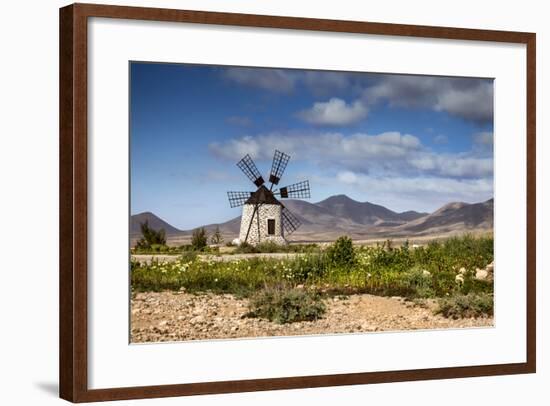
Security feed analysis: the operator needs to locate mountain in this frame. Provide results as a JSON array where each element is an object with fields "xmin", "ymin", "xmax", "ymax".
[
  {"xmin": 395, "ymin": 198, "xmax": 493, "ymax": 235},
  {"xmin": 130, "ymin": 212, "xmax": 181, "ymax": 236},
  {"xmin": 194, "ymin": 216, "xmax": 241, "ymax": 236},
  {"xmin": 316, "ymin": 195, "xmax": 427, "ymax": 226},
  {"xmin": 130, "ymin": 196, "xmax": 493, "ymax": 244},
  {"xmin": 283, "ymin": 199, "xmax": 359, "ymax": 229},
  {"xmin": 397, "ymin": 210, "xmax": 429, "ymax": 222}
]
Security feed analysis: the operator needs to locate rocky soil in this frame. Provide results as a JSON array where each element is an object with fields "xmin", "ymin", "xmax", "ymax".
[{"xmin": 131, "ymin": 291, "xmax": 493, "ymax": 343}]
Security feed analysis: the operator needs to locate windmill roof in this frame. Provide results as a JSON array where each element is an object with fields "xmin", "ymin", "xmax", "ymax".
[{"xmin": 246, "ymin": 185, "xmax": 282, "ymax": 206}]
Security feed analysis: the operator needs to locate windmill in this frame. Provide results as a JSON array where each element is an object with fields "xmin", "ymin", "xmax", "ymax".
[{"xmin": 227, "ymin": 150, "xmax": 311, "ymax": 246}]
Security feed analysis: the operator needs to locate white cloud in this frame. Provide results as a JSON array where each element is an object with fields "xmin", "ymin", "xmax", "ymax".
[
  {"xmin": 209, "ymin": 130, "xmax": 492, "ymax": 179},
  {"xmin": 326, "ymin": 172, "xmax": 494, "ymax": 212},
  {"xmin": 410, "ymin": 154, "xmax": 493, "ymax": 178},
  {"xmin": 337, "ymin": 171, "xmax": 359, "ymax": 184},
  {"xmin": 363, "ymin": 75, "xmax": 494, "ymax": 123},
  {"xmin": 209, "ymin": 131, "xmax": 420, "ymax": 165},
  {"xmin": 302, "ymin": 71, "xmax": 358, "ymax": 96},
  {"xmin": 221, "ymin": 67, "xmax": 493, "ymax": 124},
  {"xmin": 297, "ymin": 98, "xmax": 368, "ymax": 126},
  {"xmin": 334, "ymin": 171, "xmax": 493, "ymax": 195}
]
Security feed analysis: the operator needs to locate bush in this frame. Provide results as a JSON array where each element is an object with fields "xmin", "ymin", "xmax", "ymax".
[
  {"xmin": 246, "ymin": 288, "xmax": 326, "ymax": 324},
  {"xmin": 191, "ymin": 227, "xmax": 208, "ymax": 251},
  {"xmin": 435, "ymin": 293, "xmax": 493, "ymax": 319},
  {"xmin": 284, "ymin": 253, "xmax": 329, "ymax": 282},
  {"xmin": 210, "ymin": 226, "xmax": 223, "ymax": 245},
  {"xmin": 131, "ymin": 235, "xmax": 494, "ymax": 302},
  {"xmin": 255, "ymin": 241, "xmax": 283, "ymax": 253},
  {"xmin": 179, "ymin": 251, "xmax": 198, "ymax": 262},
  {"xmin": 135, "ymin": 220, "xmax": 166, "ymax": 249},
  {"xmin": 327, "ymin": 236, "xmax": 356, "ymax": 267}
]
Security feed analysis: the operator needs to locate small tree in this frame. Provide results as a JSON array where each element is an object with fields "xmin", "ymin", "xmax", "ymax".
[
  {"xmin": 191, "ymin": 227, "xmax": 208, "ymax": 251},
  {"xmin": 327, "ymin": 236, "xmax": 356, "ymax": 267},
  {"xmin": 135, "ymin": 220, "xmax": 166, "ymax": 249},
  {"xmin": 210, "ymin": 226, "xmax": 223, "ymax": 245}
]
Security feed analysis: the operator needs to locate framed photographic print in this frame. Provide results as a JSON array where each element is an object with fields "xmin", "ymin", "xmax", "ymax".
[{"xmin": 59, "ymin": 3, "xmax": 536, "ymax": 402}]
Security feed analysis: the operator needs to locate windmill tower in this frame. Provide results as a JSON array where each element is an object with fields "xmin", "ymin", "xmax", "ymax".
[{"xmin": 227, "ymin": 150, "xmax": 311, "ymax": 246}]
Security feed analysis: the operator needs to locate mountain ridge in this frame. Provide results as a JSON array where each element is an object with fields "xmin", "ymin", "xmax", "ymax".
[{"xmin": 131, "ymin": 195, "xmax": 493, "ymax": 242}]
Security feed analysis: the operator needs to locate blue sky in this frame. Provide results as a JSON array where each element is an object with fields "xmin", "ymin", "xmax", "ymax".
[{"xmin": 130, "ymin": 62, "xmax": 494, "ymax": 230}]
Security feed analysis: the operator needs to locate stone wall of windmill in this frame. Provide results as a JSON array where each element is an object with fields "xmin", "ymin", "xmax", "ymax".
[{"xmin": 239, "ymin": 204, "xmax": 286, "ymax": 245}]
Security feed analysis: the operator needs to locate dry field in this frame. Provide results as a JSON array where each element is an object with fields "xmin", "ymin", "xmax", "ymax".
[{"xmin": 131, "ymin": 291, "xmax": 493, "ymax": 343}]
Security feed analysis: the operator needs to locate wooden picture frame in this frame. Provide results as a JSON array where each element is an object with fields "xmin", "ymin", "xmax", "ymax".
[{"xmin": 59, "ymin": 3, "xmax": 536, "ymax": 402}]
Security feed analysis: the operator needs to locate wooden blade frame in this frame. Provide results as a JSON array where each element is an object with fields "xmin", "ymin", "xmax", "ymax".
[
  {"xmin": 276, "ymin": 180, "xmax": 310, "ymax": 199},
  {"xmin": 227, "ymin": 191, "xmax": 253, "ymax": 208},
  {"xmin": 268, "ymin": 150, "xmax": 290, "ymax": 187},
  {"xmin": 237, "ymin": 154, "xmax": 265, "ymax": 187}
]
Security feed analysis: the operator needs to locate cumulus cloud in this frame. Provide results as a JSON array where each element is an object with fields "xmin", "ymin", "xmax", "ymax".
[
  {"xmin": 328, "ymin": 171, "xmax": 493, "ymax": 212},
  {"xmin": 208, "ymin": 130, "xmax": 491, "ymax": 179},
  {"xmin": 434, "ymin": 81, "xmax": 493, "ymax": 123},
  {"xmin": 209, "ymin": 131, "xmax": 420, "ymax": 164},
  {"xmin": 335, "ymin": 171, "xmax": 492, "ymax": 195},
  {"xmin": 409, "ymin": 154, "xmax": 493, "ymax": 177},
  {"xmin": 224, "ymin": 68, "xmax": 364, "ymax": 96},
  {"xmin": 297, "ymin": 98, "xmax": 368, "ymax": 126},
  {"xmin": 433, "ymin": 134, "xmax": 448, "ymax": 144},
  {"xmin": 363, "ymin": 75, "xmax": 494, "ymax": 123},
  {"xmin": 224, "ymin": 67, "xmax": 296, "ymax": 93},
  {"xmin": 221, "ymin": 67, "xmax": 493, "ymax": 124},
  {"xmin": 302, "ymin": 71, "xmax": 363, "ymax": 96}
]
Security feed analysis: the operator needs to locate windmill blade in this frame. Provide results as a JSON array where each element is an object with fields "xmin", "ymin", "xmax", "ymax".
[
  {"xmin": 281, "ymin": 206, "xmax": 301, "ymax": 235},
  {"xmin": 275, "ymin": 180, "xmax": 310, "ymax": 199},
  {"xmin": 237, "ymin": 154, "xmax": 265, "ymax": 187},
  {"xmin": 268, "ymin": 150, "xmax": 290, "ymax": 186},
  {"xmin": 227, "ymin": 191, "xmax": 253, "ymax": 208}
]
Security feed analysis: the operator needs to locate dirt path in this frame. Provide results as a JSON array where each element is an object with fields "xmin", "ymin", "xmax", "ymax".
[
  {"xmin": 131, "ymin": 252, "xmax": 303, "ymax": 264},
  {"xmin": 131, "ymin": 254, "xmax": 181, "ymax": 264},
  {"xmin": 131, "ymin": 291, "xmax": 493, "ymax": 343}
]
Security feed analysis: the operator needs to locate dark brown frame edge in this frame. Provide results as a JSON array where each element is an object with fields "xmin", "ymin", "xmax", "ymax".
[{"xmin": 59, "ymin": 3, "xmax": 536, "ymax": 403}]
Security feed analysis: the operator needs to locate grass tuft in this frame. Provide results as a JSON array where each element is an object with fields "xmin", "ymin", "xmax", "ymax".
[
  {"xmin": 245, "ymin": 288, "xmax": 326, "ymax": 324},
  {"xmin": 435, "ymin": 293, "xmax": 494, "ymax": 319}
]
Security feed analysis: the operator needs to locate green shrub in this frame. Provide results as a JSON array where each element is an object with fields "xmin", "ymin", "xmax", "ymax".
[
  {"xmin": 255, "ymin": 241, "xmax": 283, "ymax": 253},
  {"xmin": 135, "ymin": 220, "xmax": 166, "ymax": 249},
  {"xmin": 210, "ymin": 226, "xmax": 223, "ymax": 245},
  {"xmin": 179, "ymin": 251, "xmax": 198, "ymax": 262},
  {"xmin": 131, "ymin": 235, "xmax": 494, "ymax": 301},
  {"xmin": 287, "ymin": 253, "xmax": 330, "ymax": 281},
  {"xmin": 246, "ymin": 288, "xmax": 326, "ymax": 324},
  {"xmin": 327, "ymin": 236, "xmax": 356, "ymax": 267},
  {"xmin": 178, "ymin": 244, "xmax": 195, "ymax": 251},
  {"xmin": 233, "ymin": 242, "xmax": 258, "ymax": 254},
  {"xmin": 191, "ymin": 227, "xmax": 208, "ymax": 251},
  {"xmin": 435, "ymin": 293, "xmax": 494, "ymax": 319}
]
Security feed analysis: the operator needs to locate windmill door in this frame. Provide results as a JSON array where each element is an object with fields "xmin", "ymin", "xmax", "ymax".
[{"xmin": 267, "ymin": 219, "xmax": 275, "ymax": 235}]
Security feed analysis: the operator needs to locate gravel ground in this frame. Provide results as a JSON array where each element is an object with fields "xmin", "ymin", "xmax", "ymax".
[{"xmin": 130, "ymin": 291, "xmax": 493, "ymax": 343}]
